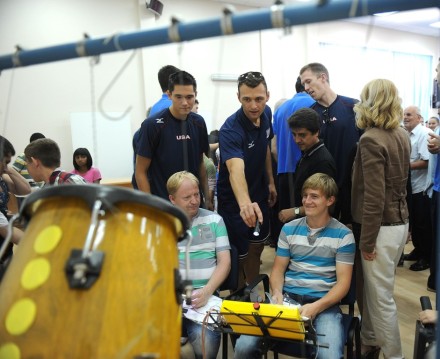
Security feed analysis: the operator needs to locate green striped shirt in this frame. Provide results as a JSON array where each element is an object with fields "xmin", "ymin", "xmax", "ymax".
[{"xmin": 178, "ymin": 208, "xmax": 230, "ymax": 288}]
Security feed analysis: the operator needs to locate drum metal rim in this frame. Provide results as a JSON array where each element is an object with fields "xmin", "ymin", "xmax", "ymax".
[{"xmin": 19, "ymin": 185, "xmax": 190, "ymax": 241}]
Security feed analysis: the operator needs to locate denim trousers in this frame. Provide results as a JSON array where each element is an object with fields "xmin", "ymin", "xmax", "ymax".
[
  {"xmin": 183, "ymin": 317, "xmax": 221, "ymax": 359},
  {"xmin": 233, "ymin": 304, "xmax": 344, "ymax": 358}
]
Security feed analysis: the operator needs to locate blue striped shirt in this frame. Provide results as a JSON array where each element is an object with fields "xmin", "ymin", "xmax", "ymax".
[{"xmin": 277, "ymin": 217, "xmax": 355, "ymax": 298}]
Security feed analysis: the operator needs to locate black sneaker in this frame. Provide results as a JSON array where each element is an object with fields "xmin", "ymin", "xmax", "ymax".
[
  {"xmin": 409, "ymin": 258, "xmax": 430, "ymax": 271},
  {"xmin": 403, "ymin": 249, "xmax": 420, "ymax": 261}
]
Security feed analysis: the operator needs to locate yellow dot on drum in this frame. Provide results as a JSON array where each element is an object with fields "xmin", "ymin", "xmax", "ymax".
[
  {"xmin": 34, "ymin": 225, "xmax": 62, "ymax": 254},
  {"xmin": 0, "ymin": 343, "xmax": 20, "ymax": 359},
  {"xmin": 5, "ymin": 298, "xmax": 37, "ymax": 336},
  {"xmin": 21, "ymin": 258, "xmax": 51, "ymax": 290}
]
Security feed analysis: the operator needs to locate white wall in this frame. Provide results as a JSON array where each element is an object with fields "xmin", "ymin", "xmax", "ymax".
[
  {"xmin": 0, "ymin": 0, "xmax": 147, "ymax": 177},
  {"xmin": 0, "ymin": 0, "xmax": 438, "ymax": 178}
]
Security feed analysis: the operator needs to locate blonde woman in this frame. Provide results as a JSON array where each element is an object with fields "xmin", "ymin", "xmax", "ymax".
[{"xmin": 351, "ymin": 79, "xmax": 410, "ymax": 359}]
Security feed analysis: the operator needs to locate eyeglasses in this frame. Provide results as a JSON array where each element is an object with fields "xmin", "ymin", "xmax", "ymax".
[
  {"xmin": 238, "ymin": 71, "xmax": 265, "ymax": 84},
  {"xmin": 322, "ymin": 108, "xmax": 331, "ymax": 124}
]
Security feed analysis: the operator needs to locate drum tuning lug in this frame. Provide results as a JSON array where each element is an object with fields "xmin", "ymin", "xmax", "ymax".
[
  {"xmin": 65, "ymin": 249, "xmax": 105, "ymax": 289},
  {"xmin": 174, "ymin": 269, "xmax": 193, "ymax": 305},
  {"xmin": 183, "ymin": 280, "xmax": 193, "ymax": 305}
]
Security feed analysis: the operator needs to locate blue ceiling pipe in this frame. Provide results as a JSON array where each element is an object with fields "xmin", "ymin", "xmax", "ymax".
[{"xmin": 0, "ymin": 0, "xmax": 438, "ymax": 72}]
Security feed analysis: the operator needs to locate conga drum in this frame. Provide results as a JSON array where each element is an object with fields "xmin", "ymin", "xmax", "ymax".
[{"xmin": 0, "ymin": 185, "xmax": 190, "ymax": 359}]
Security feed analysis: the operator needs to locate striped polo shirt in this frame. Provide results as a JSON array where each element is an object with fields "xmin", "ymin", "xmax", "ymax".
[
  {"xmin": 278, "ymin": 216, "xmax": 355, "ymax": 298},
  {"xmin": 178, "ymin": 208, "xmax": 230, "ymax": 288}
]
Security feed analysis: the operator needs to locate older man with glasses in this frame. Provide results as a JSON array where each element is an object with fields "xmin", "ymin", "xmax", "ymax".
[{"xmin": 217, "ymin": 71, "xmax": 277, "ymax": 290}]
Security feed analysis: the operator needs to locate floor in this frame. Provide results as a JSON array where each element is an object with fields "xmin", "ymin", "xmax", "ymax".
[{"xmin": 182, "ymin": 242, "xmax": 436, "ymax": 358}]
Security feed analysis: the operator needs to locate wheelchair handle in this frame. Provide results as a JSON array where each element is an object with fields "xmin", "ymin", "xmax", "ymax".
[
  {"xmin": 420, "ymin": 296, "xmax": 432, "ymax": 311},
  {"xmin": 420, "ymin": 296, "xmax": 435, "ymax": 331}
]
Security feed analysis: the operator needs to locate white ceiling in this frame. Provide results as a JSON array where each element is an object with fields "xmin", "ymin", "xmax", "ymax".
[{"xmin": 212, "ymin": 0, "xmax": 440, "ymax": 37}]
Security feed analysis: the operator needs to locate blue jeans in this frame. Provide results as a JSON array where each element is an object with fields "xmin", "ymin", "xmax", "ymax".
[
  {"xmin": 234, "ymin": 304, "xmax": 344, "ymax": 359},
  {"xmin": 183, "ymin": 318, "xmax": 221, "ymax": 359}
]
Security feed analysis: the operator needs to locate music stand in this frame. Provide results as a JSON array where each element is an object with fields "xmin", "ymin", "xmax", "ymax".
[{"xmin": 210, "ymin": 300, "xmax": 328, "ymax": 358}]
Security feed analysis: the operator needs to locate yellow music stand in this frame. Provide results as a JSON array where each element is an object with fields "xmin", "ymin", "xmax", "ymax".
[
  {"xmin": 210, "ymin": 274, "xmax": 325, "ymax": 358},
  {"xmin": 220, "ymin": 300, "xmax": 306, "ymax": 341}
]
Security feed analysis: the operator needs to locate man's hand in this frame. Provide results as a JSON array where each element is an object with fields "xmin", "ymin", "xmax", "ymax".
[
  {"xmin": 300, "ymin": 303, "xmax": 320, "ymax": 321},
  {"xmin": 428, "ymin": 132, "xmax": 440, "ymax": 154},
  {"xmin": 191, "ymin": 288, "xmax": 210, "ymax": 309},
  {"xmin": 271, "ymin": 289, "xmax": 284, "ymax": 305},
  {"xmin": 362, "ymin": 249, "xmax": 376, "ymax": 261},
  {"xmin": 3, "ymin": 165, "xmax": 12, "ymax": 175},
  {"xmin": 268, "ymin": 183, "xmax": 277, "ymax": 208},
  {"xmin": 239, "ymin": 202, "xmax": 263, "ymax": 228},
  {"xmin": 419, "ymin": 309, "xmax": 438, "ymax": 324},
  {"xmin": 279, "ymin": 208, "xmax": 295, "ymax": 223}
]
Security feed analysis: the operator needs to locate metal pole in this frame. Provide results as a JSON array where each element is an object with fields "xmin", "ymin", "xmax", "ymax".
[{"xmin": 0, "ymin": 0, "xmax": 438, "ymax": 72}]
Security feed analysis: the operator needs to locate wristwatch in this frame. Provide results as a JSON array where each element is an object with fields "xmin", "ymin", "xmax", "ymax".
[{"xmin": 294, "ymin": 207, "xmax": 300, "ymax": 216}]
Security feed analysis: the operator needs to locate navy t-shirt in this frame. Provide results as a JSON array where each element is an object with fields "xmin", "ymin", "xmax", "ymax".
[
  {"xmin": 217, "ymin": 106, "xmax": 273, "ymax": 210},
  {"xmin": 312, "ymin": 95, "xmax": 361, "ymax": 188},
  {"xmin": 136, "ymin": 108, "xmax": 209, "ymax": 200}
]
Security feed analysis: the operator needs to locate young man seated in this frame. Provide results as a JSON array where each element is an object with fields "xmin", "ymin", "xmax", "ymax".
[
  {"xmin": 234, "ymin": 173, "xmax": 355, "ymax": 359},
  {"xmin": 24, "ymin": 138, "xmax": 85, "ymax": 186},
  {"xmin": 167, "ymin": 171, "xmax": 231, "ymax": 359}
]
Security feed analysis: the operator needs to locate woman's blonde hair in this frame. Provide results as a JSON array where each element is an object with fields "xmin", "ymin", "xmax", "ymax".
[{"xmin": 354, "ymin": 79, "xmax": 402, "ymax": 130}]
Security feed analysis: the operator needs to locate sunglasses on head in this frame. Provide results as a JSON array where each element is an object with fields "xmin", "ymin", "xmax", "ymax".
[{"xmin": 238, "ymin": 71, "xmax": 265, "ymax": 84}]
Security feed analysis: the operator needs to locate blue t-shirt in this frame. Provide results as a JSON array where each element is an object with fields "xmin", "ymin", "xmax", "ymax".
[
  {"xmin": 136, "ymin": 108, "xmax": 209, "ymax": 200},
  {"xmin": 150, "ymin": 93, "xmax": 172, "ymax": 116},
  {"xmin": 273, "ymin": 93, "xmax": 315, "ymax": 174},
  {"xmin": 312, "ymin": 95, "xmax": 361, "ymax": 187},
  {"xmin": 217, "ymin": 106, "xmax": 273, "ymax": 209}
]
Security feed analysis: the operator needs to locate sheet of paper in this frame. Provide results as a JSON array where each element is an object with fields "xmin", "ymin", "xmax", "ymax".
[{"xmin": 183, "ymin": 295, "xmax": 223, "ymax": 324}]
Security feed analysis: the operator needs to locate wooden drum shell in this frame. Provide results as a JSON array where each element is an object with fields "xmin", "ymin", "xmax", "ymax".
[{"xmin": 0, "ymin": 186, "xmax": 188, "ymax": 359}]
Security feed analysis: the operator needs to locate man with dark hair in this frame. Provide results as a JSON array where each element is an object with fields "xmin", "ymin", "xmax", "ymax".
[
  {"xmin": 217, "ymin": 71, "xmax": 277, "ymax": 288},
  {"xmin": 0, "ymin": 136, "xmax": 31, "ymax": 246},
  {"xmin": 13, "ymin": 132, "xmax": 46, "ymax": 188},
  {"xmin": 132, "ymin": 65, "xmax": 180, "ymax": 189},
  {"xmin": 24, "ymin": 138, "xmax": 85, "ymax": 186},
  {"xmin": 135, "ymin": 71, "xmax": 210, "ymax": 207},
  {"xmin": 271, "ymin": 76, "xmax": 315, "ymax": 244},
  {"xmin": 300, "ymin": 62, "xmax": 361, "ymax": 224},
  {"xmin": 151, "ymin": 64, "xmax": 181, "ymax": 115},
  {"xmin": 278, "ymin": 108, "xmax": 336, "ymax": 223}
]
